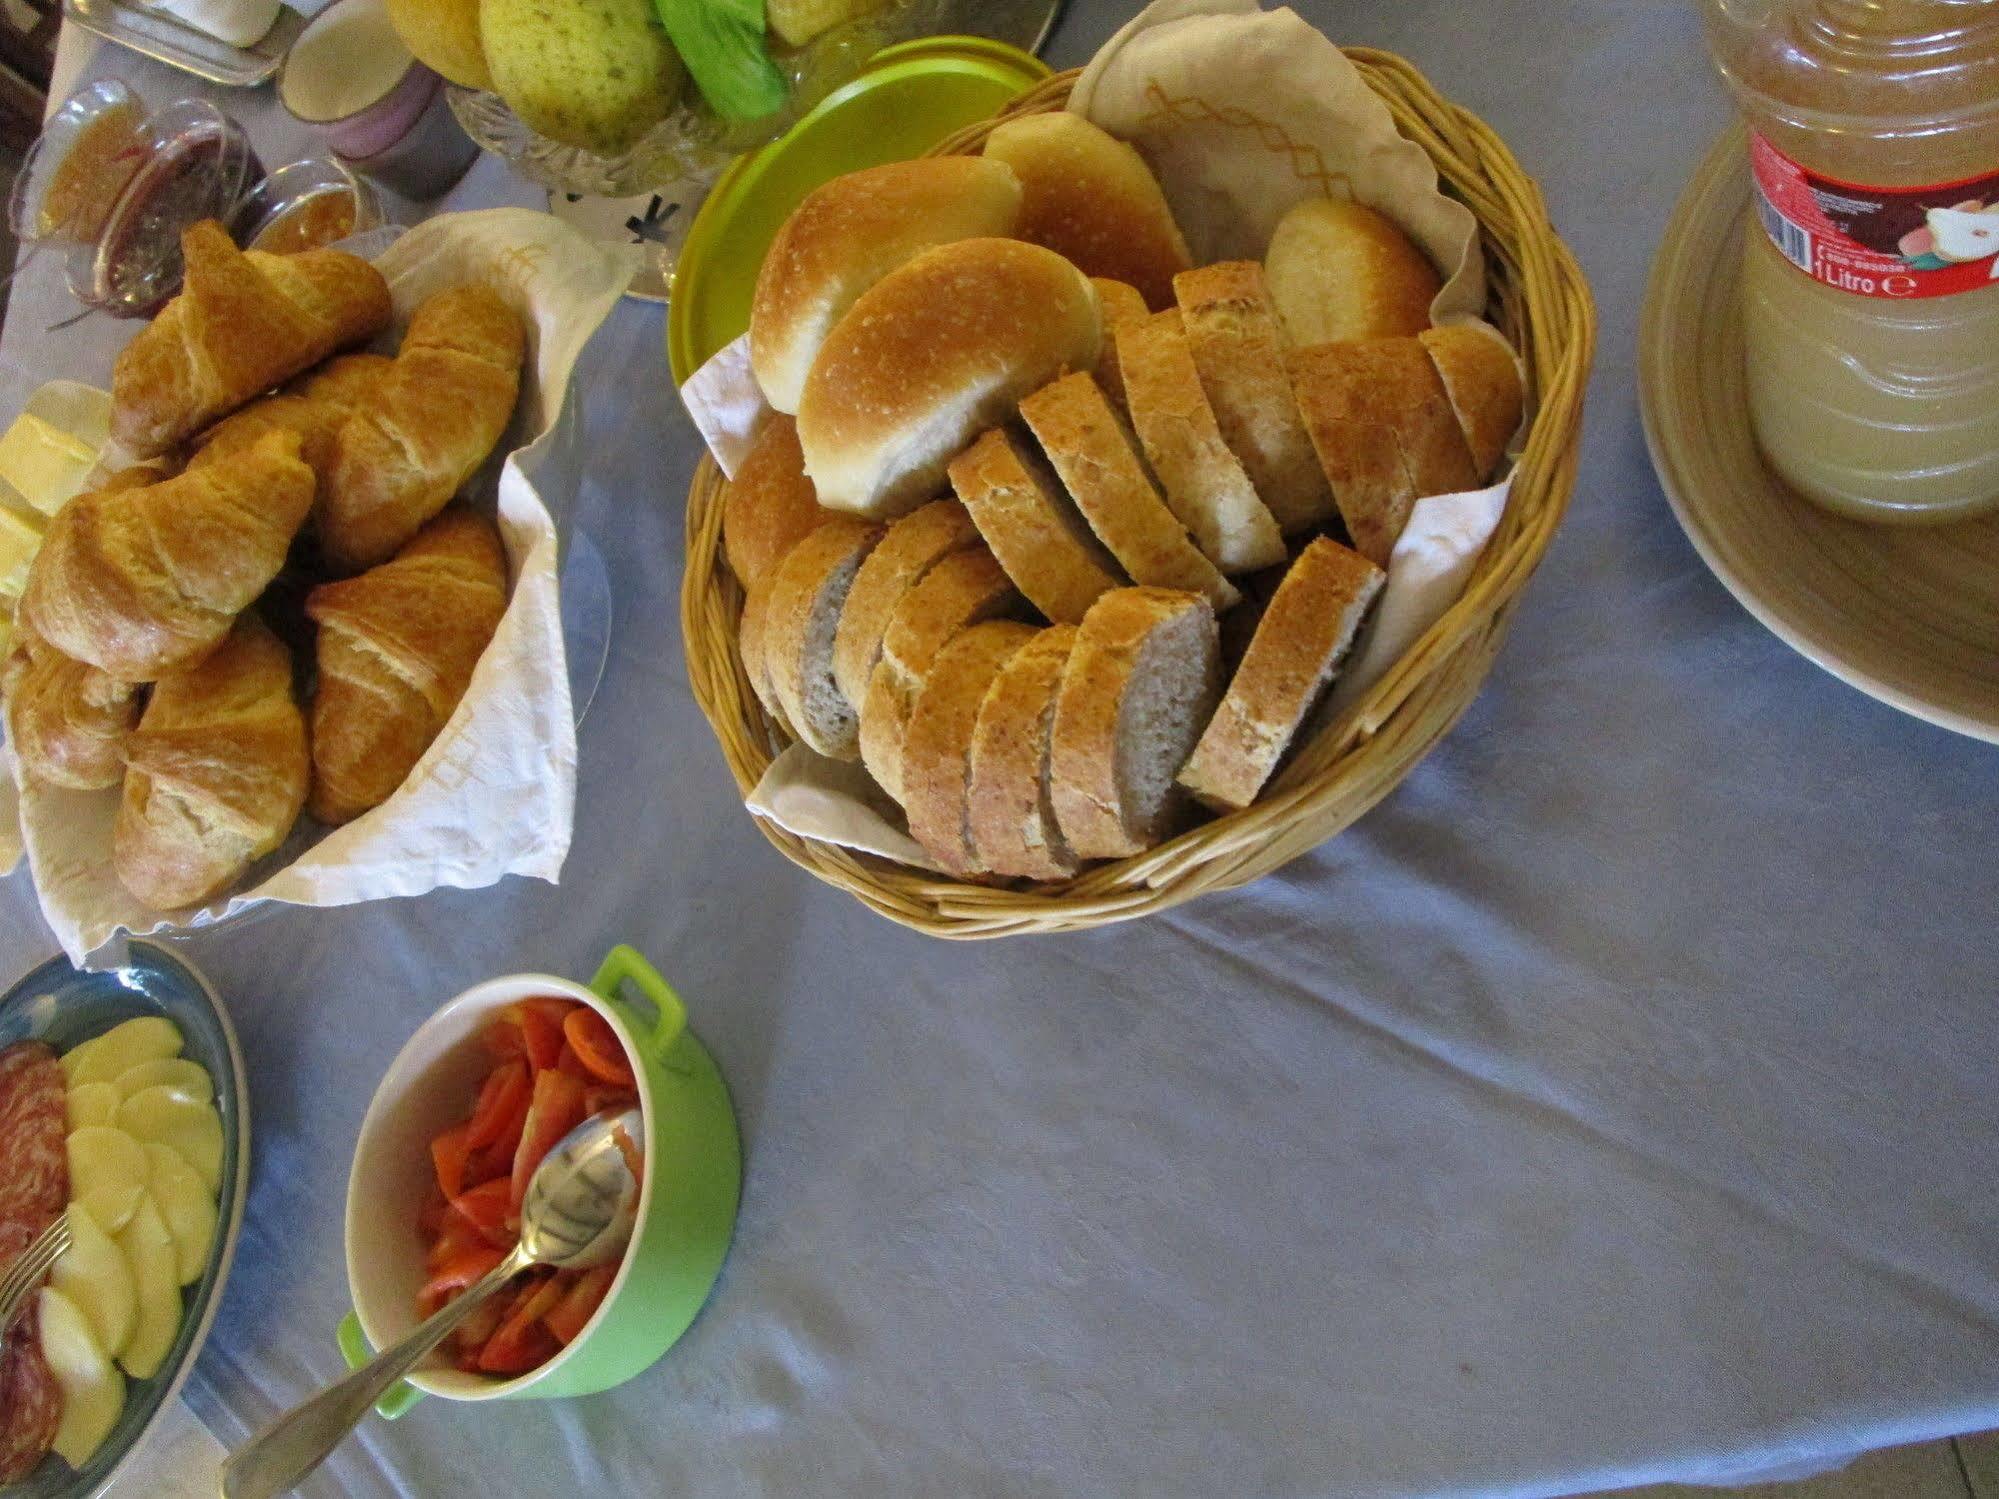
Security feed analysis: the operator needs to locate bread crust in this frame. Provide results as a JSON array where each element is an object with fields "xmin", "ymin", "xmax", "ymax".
[
  {"xmin": 723, "ymin": 415, "xmax": 836, "ymax": 589},
  {"xmin": 1117, "ymin": 309, "xmax": 1285, "ymax": 573},
  {"xmin": 967, "ymin": 624, "xmax": 1080, "ymax": 880},
  {"xmin": 1018, "ymin": 373, "xmax": 1239, "ymax": 611},
  {"xmin": 902, "ymin": 620, "xmax": 1038, "ymax": 875},
  {"xmin": 1178, "ymin": 537, "xmax": 1384, "ymax": 811},
  {"xmin": 831, "ymin": 498, "xmax": 982, "ymax": 709},
  {"xmin": 1263, "ymin": 199, "xmax": 1441, "ymax": 347},
  {"xmin": 763, "ymin": 517, "xmax": 884, "ymax": 759},
  {"xmin": 1174, "ymin": 261, "xmax": 1333, "ymax": 532},
  {"xmin": 1419, "ymin": 323, "xmax": 1524, "ymax": 481},
  {"xmin": 948, "ymin": 428, "xmax": 1122, "ymax": 626}
]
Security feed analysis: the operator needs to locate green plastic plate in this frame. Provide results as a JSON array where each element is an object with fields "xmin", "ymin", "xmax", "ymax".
[{"xmin": 667, "ymin": 35, "xmax": 1051, "ymax": 385}]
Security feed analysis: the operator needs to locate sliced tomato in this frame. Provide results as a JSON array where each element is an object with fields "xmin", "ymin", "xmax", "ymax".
[
  {"xmin": 543, "ymin": 1264, "xmax": 616, "ymax": 1346},
  {"xmin": 477, "ymin": 1275, "xmax": 564, "ymax": 1374},
  {"xmin": 449, "ymin": 1177, "xmax": 514, "ymax": 1248},
  {"xmin": 562, "ymin": 1008, "xmax": 635, "ymax": 1086},
  {"xmin": 511, "ymin": 999, "xmax": 573, "ymax": 1072},
  {"xmin": 417, "ymin": 1242, "xmax": 506, "ymax": 1317},
  {"xmin": 431, "ymin": 1122, "xmax": 472, "ymax": 1200},
  {"xmin": 483, "ymin": 1016, "xmax": 526, "ymax": 1061},
  {"xmin": 416, "ymin": 1183, "xmax": 449, "ymax": 1240},
  {"xmin": 582, "ymin": 1084, "xmax": 639, "ymax": 1118},
  {"xmin": 449, "ymin": 1293, "xmax": 506, "ymax": 1366},
  {"xmin": 466, "ymin": 1058, "xmax": 531, "ymax": 1152},
  {"xmin": 510, "ymin": 1068, "xmax": 587, "ymax": 1214}
]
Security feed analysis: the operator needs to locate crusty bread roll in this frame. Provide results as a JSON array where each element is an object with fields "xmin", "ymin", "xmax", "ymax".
[
  {"xmin": 1288, "ymin": 337, "xmax": 1480, "ymax": 567},
  {"xmin": 305, "ymin": 507, "xmax": 508, "ymax": 825},
  {"xmin": 1419, "ymin": 322, "xmax": 1524, "ymax": 480},
  {"xmin": 797, "ymin": 238, "xmax": 1101, "ymax": 520},
  {"xmin": 750, "ymin": 158, "xmax": 1024, "ymax": 414},
  {"xmin": 858, "ymin": 547, "xmax": 1019, "ymax": 805},
  {"xmin": 1049, "ymin": 587, "xmax": 1220, "ymax": 861},
  {"xmin": 115, "ymin": 613, "xmax": 308, "ymax": 910},
  {"xmin": 1090, "ymin": 276, "xmax": 1150, "ymax": 413},
  {"xmin": 948, "ymin": 428, "xmax": 1123, "ymax": 626},
  {"xmin": 967, "ymin": 623, "xmax": 1080, "ymax": 880},
  {"xmin": 22, "ymin": 431, "xmax": 315, "ymax": 681},
  {"xmin": 1017, "ymin": 373, "xmax": 1238, "ymax": 612},
  {"xmin": 722, "ymin": 415, "xmax": 836, "ymax": 589},
  {"xmin": 111, "ymin": 221, "xmax": 392, "ymax": 458},
  {"xmin": 320, "ymin": 285, "xmax": 527, "ymax": 574},
  {"xmin": 763, "ymin": 517, "xmax": 884, "ymax": 759},
  {"xmin": 2, "ymin": 622, "xmax": 141, "ymax": 789},
  {"xmin": 831, "ymin": 498, "xmax": 981, "ymax": 711},
  {"xmin": 1117, "ymin": 310, "xmax": 1285, "ymax": 574},
  {"xmin": 901, "ymin": 620, "xmax": 1038, "ymax": 876},
  {"xmin": 1174, "ymin": 261, "xmax": 1332, "ymax": 532},
  {"xmin": 1264, "ymin": 199, "xmax": 1441, "ymax": 347},
  {"xmin": 984, "ymin": 112, "xmax": 1192, "ymax": 309},
  {"xmin": 1178, "ymin": 537, "xmax": 1384, "ymax": 812}
]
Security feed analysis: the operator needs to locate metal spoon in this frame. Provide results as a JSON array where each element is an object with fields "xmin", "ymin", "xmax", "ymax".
[{"xmin": 219, "ymin": 1107, "xmax": 645, "ymax": 1499}]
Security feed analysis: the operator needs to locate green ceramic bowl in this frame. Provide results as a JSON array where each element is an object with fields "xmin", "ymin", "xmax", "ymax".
[{"xmin": 339, "ymin": 946, "xmax": 739, "ymax": 1411}]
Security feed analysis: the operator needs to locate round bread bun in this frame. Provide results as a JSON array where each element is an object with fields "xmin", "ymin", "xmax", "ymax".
[
  {"xmin": 749, "ymin": 157, "xmax": 1025, "ymax": 415},
  {"xmin": 797, "ymin": 238, "xmax": 1103, "ymax": 521}
]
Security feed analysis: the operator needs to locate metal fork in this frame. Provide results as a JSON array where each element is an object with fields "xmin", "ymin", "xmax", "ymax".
[{"xmin": 0, "ymin": 1215, "xmax": 71, "ymax": 1337}]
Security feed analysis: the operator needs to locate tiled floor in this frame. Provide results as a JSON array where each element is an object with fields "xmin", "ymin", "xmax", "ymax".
[{"xmin": 1586, "ymin": 1431, "xmax": 1999, "ymax": 1497}]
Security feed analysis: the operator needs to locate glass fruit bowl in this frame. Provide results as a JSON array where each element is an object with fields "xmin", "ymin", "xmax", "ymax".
[{"xmin": 447, "ymin": 0, "xmax": 954, "ymax": 198}]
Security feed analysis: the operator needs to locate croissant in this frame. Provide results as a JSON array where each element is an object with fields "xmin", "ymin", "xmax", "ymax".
[
  {"xmin": 1, "ymin": 623, "xmax": 142, "ymax": 789},
  {"xmin": 318, "ymin": 285, "xmax": 526, "ymax": 574},
  {"xmin": 115, "ymin": 612, "xmax": 308, "ymax": 910},
  {"xmin": 305, "ymin": 506, "xmax": 508, "ymax": 824},
  {"xmin": 188, "ymin": 353, "xmax": 393, "ymax": 482},
  {"xmin": 20, "ymin": 431, "xmax": 315, "ymax": 680},
  {"xmin": 111, "ymin": 220, "xmax": 393, "ymax": 458}
]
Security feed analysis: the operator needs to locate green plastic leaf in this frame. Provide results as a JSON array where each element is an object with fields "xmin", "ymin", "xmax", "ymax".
[{"xmin": 652, "ymin": 0, "xmax": 790, "ymax": 124}]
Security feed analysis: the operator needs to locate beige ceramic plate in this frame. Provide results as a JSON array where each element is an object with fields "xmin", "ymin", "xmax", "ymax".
[{"xmin": 1640, "ymin": 126, "xmax": 1999, "ymax": 744}]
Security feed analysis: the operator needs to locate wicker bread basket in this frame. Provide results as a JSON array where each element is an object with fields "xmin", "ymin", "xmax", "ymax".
[{"xmin": 682, "ymin": 57, "xmax": 1596, "ymax": 938}]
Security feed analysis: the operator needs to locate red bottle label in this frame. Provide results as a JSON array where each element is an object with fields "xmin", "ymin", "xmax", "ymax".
[{"xmin": 1749, "ymin": 132, "xmax": 1999, "ymax": 298}]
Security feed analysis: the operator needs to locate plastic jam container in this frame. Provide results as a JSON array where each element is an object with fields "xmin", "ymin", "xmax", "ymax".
[
  {"xmin": 233, "ymin": 156, "xmax": 385, "ymax": 253},
  {"xmin": 74, "ymin": 97, "xmax": 259, "ymax": 317},
  {"xmin": 1704, "ymin": 0, "xmax": 1999, "ymax": 524}
]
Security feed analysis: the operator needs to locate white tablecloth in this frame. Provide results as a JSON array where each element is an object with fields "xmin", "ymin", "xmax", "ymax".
[{"xmin": 8, "ymin": 5, "xmax": 1999, "ymax": 1498}]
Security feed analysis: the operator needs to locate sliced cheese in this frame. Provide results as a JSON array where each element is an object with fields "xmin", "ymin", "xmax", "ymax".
[
  {"xmin": 0, "ymin": 412, "xmax": 97, "ymax": 515},
  {"xmin": 63, "ymin": 1017, "xmax": 184, "ymax": 1088},
  {"xmin": 67, "ymin": 1125, "xmax": 149, "ymax": 1234},
  {"xmin": 145, "ymin": 1141, "xmax": 217, "ymax": 1287},
  {"xmin": 50, "ymin": 1200, "xmax": 135, "ymax": 1359},
  {"xmin": 66, "ymin": 1081, "xmax": 121, "ymax": 1130},
  {"xmin": 116, "ymin": 1085, "xmax": 222, "ymax": 1194},
  {"xmin": 114, "ymin": 1193, "xmax": 180, "ymax": 1379},
  {"xmin": 112, "ymin": 1057, "xmax": 212, "ymax": 1103}
]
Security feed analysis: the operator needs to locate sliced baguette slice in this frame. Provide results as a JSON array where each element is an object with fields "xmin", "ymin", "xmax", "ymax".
[
  {"xmin": 1174, "ymin": 261, "xmax": 1334, "ymax": 533},
  {"xmin": 1049, "ymin": 587, "xmax": 1222, "ymax": 860},
  {"xmin": 902, "ymin": 620, "xmax": 1040, "ymax": 875},
  {"xmin": 1287, "ymin": 338, "xmax": 1479, "ymax": 567},
  {"xmin": 736, "ymin": 580, "xmax": 794, "ymax": 738},
  {"xmin": 1419, "ymin": 322, "xmax": 1524, "ymax": 481},
  {"xmin": 764, "ymin": 517, "xmax": 885, "ymax": 758},
  {"xmin": 860, "ymin": 547, "xmax": 1020, "ymax": 805},
  {"xmin": 1090, "ymin": 276, "xmax": 1150, "ymax": 415},
  {"xmin": 722, "ymin": 414, "xmax": 836, "ymax": 588},
  {"xmin": 1177, "ymin": 536, "xmax": 1385, "ymax": 812},
  {"xmin": 1018, "ymin": 373, "xmax": 1239, "ymax": 612},
  {"xmin": 831, "ymin": 497, "xmax": 982, "ymax": 708},
  {"xmin": 967, "ymin": 624, "xmax": 1081, "ymax": 880},
  {"xmin": 1118, "ymin": 309, "xmax": 1285, "ymax": 573},
  {"xmin": 948, "ymin": 427, "xmax": 1123, "ymax": 626}
]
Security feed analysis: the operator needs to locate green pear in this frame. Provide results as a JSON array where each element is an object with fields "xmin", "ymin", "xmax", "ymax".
[{"xmin": 479, "ymin": 0, "xmax": 685, "ymax": 155}]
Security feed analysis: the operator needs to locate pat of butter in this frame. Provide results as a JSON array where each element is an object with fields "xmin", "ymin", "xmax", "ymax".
[
  {"xmin": 0, "ymin": 414, "xmax": 97, "ymax": 517},
  {"xmin": 0, "ymin": 502, "xmax": 43, "ymax": 600},
  {"xmin": 135, "ymin": 0, "xmax": 282, "ymax": 50}
]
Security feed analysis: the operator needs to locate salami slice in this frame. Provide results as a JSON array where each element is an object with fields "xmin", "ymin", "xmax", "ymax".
[
  {"xmin": 0, "ymin": 1304, "xmax": 60, "ymax": 1482},
  {"xmin": 0, "ymin": 1040, "xmax": 66, "ymax": 1236},
  {"xmin": 0, "ymin": 1040, "xmax": 69, "ymax": 1483}
]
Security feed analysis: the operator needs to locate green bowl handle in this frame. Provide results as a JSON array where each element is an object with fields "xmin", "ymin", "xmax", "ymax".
[
  {"xmin": 588, "ymin": 944, "xmax": 688, "ymax": 1064},
  {"xmin": 337, "ymin": 1312, "xmax": 425, "ymax": 1420}
]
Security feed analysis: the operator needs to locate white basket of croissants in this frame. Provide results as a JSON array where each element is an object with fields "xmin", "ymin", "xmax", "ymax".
[{"xmin": 1, "ymin": 209, "xmax": 636, "ymax": 961}]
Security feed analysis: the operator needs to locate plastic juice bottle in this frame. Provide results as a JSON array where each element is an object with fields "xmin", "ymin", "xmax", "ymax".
[{"xmin": 1701, "ymin": 0, "xmax": 1999, "ymax": 524}]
